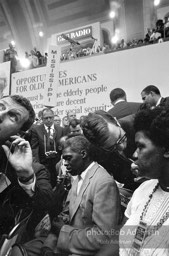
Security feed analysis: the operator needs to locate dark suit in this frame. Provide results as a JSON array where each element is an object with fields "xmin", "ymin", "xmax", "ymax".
[
  {"xmin": 0, "ymin": 146, "xmax": 54, "ymax": 240},
  {"xmin": 159, "ymin": 97, "xmax": 169, "ymax": 107},
  {"xmin": 139, "ymin": 97, "xmax": 169, "ymax": 111},
  {"xmin": 30, "ymin": 124, "xmax": 65, "ymax": 187},
  {"xmin": 108, "ymin": 101, "xmax": 141, "ymax": 119}
]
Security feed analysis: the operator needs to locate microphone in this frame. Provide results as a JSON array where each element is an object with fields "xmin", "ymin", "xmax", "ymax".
[{"xmin": 61, "ymin": 34, "xmax": 80, "ymax": 45}]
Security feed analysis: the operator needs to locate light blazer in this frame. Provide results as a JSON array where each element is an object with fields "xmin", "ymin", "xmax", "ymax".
[
  {"xmin": 57, "ymin": 162, "xmax": 121, "ymax": 256},
  {"xmin": 30, "ymin": 124, "xmax": 65, "ymax": 164}
]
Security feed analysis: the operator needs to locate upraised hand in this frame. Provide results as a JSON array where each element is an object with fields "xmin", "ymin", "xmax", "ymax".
[{"xmin": 2, "ymin": 135, "xmax": 34, "ymax": 179}]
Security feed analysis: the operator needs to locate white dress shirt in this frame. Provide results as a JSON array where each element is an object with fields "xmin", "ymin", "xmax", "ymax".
[
  {"xmin": 44, "ymin": 124, "xmax": 55, "ymax": 137},
  {"xmin": 77, "ymin": 162, "xmax": 95, "ymax": 195},
  {"xmin": 156, "ymin": 97, "xmax": 162, "ymax": 106},
  {"xmin": 114, "ymin": 99, "xmax": 125, "ymax": 105}
]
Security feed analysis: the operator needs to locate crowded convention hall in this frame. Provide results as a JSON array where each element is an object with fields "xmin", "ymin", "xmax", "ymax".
[{"xmin": 0, "ymin": 0, "xmax": 169, "ymax": 255}]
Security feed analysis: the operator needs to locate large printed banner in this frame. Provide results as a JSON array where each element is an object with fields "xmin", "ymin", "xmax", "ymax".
[
  {"xmin": 11, "ymin": 41, "xmax": 169, "ymax": 118},
  {"xmin": 0, "ymin": 61, "xmax": 11, "ymax": 98},
  {"xmin": 11, "ymin": 67, "xmax": 46, "ymax": 112}
]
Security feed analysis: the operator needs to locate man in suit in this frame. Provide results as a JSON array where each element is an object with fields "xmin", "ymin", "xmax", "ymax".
[
  {"xmin": 15, "ymin": 135, "xmax": 121, "ymax": 256},
  {"xmin": 63, "ymin": 110, "xmax": 77, "ymax": 135},
  {"xmin": 30, "ymin": 108, "xmax": 65, "ymax": 187},
  {"xmin": 141, "ymin": 85, "xmax": 169, "ymax": 109},
  {"xmin": 107, "ymin": 88, "xmax": 141, "ymax": 119},
  {"xmin": 69, "ymin": 118, "xmax": 83, "ymax": 135}
]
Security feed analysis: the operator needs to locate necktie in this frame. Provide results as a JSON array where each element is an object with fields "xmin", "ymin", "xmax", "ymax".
[
  {"xmin": 46, "ymin": 127, "xmax": 51, "ymax": 151},
  {"xmin": 47, "ymin": 127, "xmax": 51, "ymax": 136}
]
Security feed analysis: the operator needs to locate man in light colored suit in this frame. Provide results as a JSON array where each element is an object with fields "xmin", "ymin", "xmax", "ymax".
[
  {"xmin": 54, "ymin": 135, "xmax": 121, "ymax": 255},
  {"xmin": 14, "ymin": 135, "xmax": 121, "ymax": 256}
]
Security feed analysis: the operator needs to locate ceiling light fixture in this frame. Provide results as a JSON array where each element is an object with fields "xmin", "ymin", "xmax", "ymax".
[
  {"xmin": 154, "ymin": 0, "xmax": 160, "ymax": 6},
  {"xmin": 109, "ymin": 10, "xmax": 116, "ymax": 19}
]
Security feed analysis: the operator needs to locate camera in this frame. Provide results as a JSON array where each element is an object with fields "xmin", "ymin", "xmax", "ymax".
[{"xmin": 45, "ymin": 151, "xmax": 58, "ymax": 158}]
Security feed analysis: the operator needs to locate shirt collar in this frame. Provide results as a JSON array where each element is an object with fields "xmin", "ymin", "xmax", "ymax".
[
  {"xmin": 156, "ymin": 97, "xmax": 162, "ymax": 106},
  {"xmin": 114, "ymin": 99, "xmax": 125, "ymax": 105},
  {"xmin": 80, "ymin": 161, "xmax": 95, "ymax": 180},
  {"xmin": 44, "ymin": 124, "xmax": 54, "ymax": 131}
]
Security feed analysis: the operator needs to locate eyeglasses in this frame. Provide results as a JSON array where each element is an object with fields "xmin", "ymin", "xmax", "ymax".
[
  {"xmin": 94, "ymin": 125, "xmax": 127, "ymax": 154},
  {"xmin": 98, "ymin": 131, "xmax": 129, "ymax": 164},
  {"xmin": 89, "ymin": 116, "xmax": 130, "ymax": 162},
  {"xmin": 112, "ymin": 132, "xmax": 127, "ymax": 151},
  {"xmin": 106, "ymin": 117, "xmax": 127, "ymax": 152},
  {"xmin": 93, "ymin": 130, "xmax": 129, "ymax": 164},
  {"xmin": 107, "ymin": 128, "xmax": 127, "ymax": 153}
]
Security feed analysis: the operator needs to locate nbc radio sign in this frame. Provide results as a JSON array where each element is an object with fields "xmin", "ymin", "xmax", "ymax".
[{"xmin": 57, "ymin": 26, "xmax": 92, "ymax": 45}]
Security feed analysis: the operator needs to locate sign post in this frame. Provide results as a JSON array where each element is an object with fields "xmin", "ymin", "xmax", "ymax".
[{"xmin": 44, "ymin": 45, "xmax": 61, "ymax": 107}]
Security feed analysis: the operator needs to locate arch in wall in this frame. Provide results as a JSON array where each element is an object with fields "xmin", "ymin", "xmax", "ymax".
[
  {"xmin": 102, "ymin": 28, "xmax": 111, "ymax": 47},
  {"xmin": 164, "ymin": 12, "xmax": 169, "ymax": 19}
]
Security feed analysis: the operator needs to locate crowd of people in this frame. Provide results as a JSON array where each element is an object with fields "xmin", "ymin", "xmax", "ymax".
[
  {"xmin": 60, "ymin": 18, "xmax": 169, "ymax": 61},
  {"xmin": 24, "ymin": 48, "xmax": 48, "ymax": 68},
  {"xmin": 2, "ymin": 17, "xmax": 169, "ymax": 73},
  {"xmin": 0, "ymin": 84, "xmax": 169, "ymax": 256},
  {"xmin": 3, "ymin": 45, "xmax": 48, "ymax": 73}
]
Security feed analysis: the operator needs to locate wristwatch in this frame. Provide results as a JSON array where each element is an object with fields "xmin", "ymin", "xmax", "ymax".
[{"xmin": 18, "ymin": 173, "xmax": 35, "ymax": 183}]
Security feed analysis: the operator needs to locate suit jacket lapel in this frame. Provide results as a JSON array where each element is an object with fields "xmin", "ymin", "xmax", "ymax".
[
  {"xmin": 42, "ymin": 124, "xmax": 57, "ymax": 139},
  {"xmin": 53, "ymin": 125, "xmax": 57, "ymax": 140},
  {"xmin": 69, "ymin": 163, "xmax": 99, "ymax": 222},
  {"xmin": 160, "ymin": 97, "xmax": 165, "ymax": 105},
  {"xmin": 42, "ymin": 124, "xmax": 51, "ymax": 152},
  {"xmin": 42, "ymin": 124, "xmax": 47, "ymax": 137},
  {"xmin": 68, "ymin": 177, "xmax": 78, "ymax": 218}
]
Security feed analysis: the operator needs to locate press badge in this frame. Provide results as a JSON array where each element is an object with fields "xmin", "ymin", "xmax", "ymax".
[{"xmin": 132, "ymin": 221, "xmax": 147, "ymax": 253}]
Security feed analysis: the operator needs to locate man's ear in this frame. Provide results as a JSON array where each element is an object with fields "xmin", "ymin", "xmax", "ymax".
[
  {"xmin": 81, "ymin": 150, "xmax": 87, "ymax": 158},
  {"xmin": 150, "ymin": 91, "xmax": 155, "ymax": 97}
]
